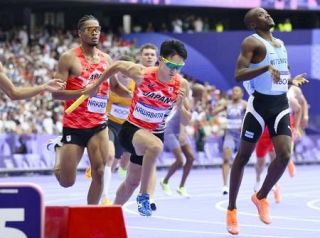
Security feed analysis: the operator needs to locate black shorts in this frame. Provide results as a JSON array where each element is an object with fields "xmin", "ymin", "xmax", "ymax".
[
  {"xmin": 108, "ymin": 120, "xmax": 126, "ymax": 159},
  {"xmin": 241, "ymin": 91, "xmax": 291, "ymax": 143},
  {"xmin": 119, "ymin": 121, "xmax": 164, "ymax": 165},
  {"xmin": 61, "ymin": 123, "xmax": 107, "ymax": 147}
]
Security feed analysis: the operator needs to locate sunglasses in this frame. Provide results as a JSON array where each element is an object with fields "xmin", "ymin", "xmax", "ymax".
[
  {"xmin": 82, "ymin": 26, "xmax": 101, "ymax": 33},
  {"xmin": 161, "ymin": 57, "xmax": 185, "ymax": 71}
]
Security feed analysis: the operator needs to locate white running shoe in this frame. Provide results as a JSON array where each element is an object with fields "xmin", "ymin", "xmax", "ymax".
[{"xmin": 46, "ymin": 136, "xmax": 63, "ymax": 152}]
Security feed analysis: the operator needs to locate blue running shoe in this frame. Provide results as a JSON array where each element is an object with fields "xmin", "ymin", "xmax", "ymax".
[{"xmin": 136, "ymin": 193, "xmax": 152, "ymax": 216}]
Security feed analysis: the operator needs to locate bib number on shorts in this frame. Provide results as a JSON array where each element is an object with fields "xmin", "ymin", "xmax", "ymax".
[
  {"xmin": 110, "ymin": 104, "xmax": 130, "ymax": 119},
  {"xmin": 133, "ymin": 102, "xmax": 166, "ymax": 123},
  {"xmin": 87, "ymin": 96, "xmax": 107, "ymax": 114}
]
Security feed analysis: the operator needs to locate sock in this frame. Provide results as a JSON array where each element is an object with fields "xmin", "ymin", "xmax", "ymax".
[{"xmin": 102, "ymin": 166, "xmax": 112, "ymax": 198}]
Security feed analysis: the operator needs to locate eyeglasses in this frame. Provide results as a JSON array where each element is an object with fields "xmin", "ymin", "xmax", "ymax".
[
  {"xmin": 161, "ymin": 57, "xmax": 185, "ymax": 71},
  {"xmin": 82, "ymin": 26, "xmax": 101, "ymax": 33}
]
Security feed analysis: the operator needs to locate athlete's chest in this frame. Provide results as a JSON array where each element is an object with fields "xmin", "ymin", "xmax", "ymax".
[
  {"xmin": 71, "ymin": 58, "xmax": 107, "ymax": 83},
  {"xmin": 136, "ymin": 78, "xmax": 179, "ymax": 106}
]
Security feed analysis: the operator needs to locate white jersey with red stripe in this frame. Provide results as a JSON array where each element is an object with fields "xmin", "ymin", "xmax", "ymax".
[{"xmin": 128, "ymin": 67, "xmax": 181, "ymax": 133}]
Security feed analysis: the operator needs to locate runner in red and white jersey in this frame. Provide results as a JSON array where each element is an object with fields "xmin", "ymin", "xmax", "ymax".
[
  {"xmin": 50, "ymin": 15, "xmax": 129, "ymax": 205},
  {"xmin": 90, "ymin": 39, "xmax": 191, "ymax": 216},
  {"xmin": 127, "ymin": 66, "xmax": 181, "ymax": 133},
  {"xmin": 62, "ymin": 47, "xmax": 109, "ymax": 129}
]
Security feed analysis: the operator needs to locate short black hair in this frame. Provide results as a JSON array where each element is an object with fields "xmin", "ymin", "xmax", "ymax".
[
  {"xmin": 160, "ymin": 40, "xmax": 187, "ymax": 60},
  {"xmin": 78, "ymin": 15, "xmax": 98, "ymax": 30}
]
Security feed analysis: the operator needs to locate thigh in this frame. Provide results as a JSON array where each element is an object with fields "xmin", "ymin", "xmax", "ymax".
[
  {"xmin": 242, "ymin": 95, "xmax": 266, "ymax": 143},
  {"xmin": 241, "ymin": 112, "xmax": 264, "ymax": 143},
  {"xmin": 267, "ymin": 112, "xmax": 291, "ymax": 138},
  {"xmin": 172, "ymin": 146, "xmax": 184, "ymax": 162},
  {"xmin": 119, "ymin": 121, "xmax": 140, "ymax": 154},
  {"xmin": 223, "ymin": 133, "xmax": 235, "ymax": 151},
  {"xmin": 59, "ymin": 144, "xmax": 85, "ymax": 175},
  {"xmin": 164, "ymin": 133, "xmax": 180, "ymax": 152},
  {"xmin": 132, "ymin": 129, "xmax": 164, "ymax": 156},
  {"xmin": 108, "ymin": 140, "xmax": 115, "ymax": 159},
  {"xmin": 87, "ymin": 127, "xmax": 109, "ymax": 168}
]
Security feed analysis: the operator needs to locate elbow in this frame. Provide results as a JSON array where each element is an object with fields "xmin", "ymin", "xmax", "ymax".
[{"xmin": 7, "ymin": 90, "xmax": 18, "ymax": 100}]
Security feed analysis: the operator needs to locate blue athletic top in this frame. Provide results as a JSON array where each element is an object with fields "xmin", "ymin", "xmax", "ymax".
[
  {"xmin": 225, "ymin": 100, "xmax": 246, "ymax": 133},
  {"xmin": 243, "ymin": 33, "xmax": 290, "ymax": 95}
]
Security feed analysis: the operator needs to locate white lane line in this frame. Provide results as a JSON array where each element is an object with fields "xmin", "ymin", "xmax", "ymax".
[
  {"xmin": 215, "ymin": 199, "xmax": 320, "ymax": 224},
  {"xmin": 307, "ymin": 199, "xmax": 320, "ymax": 211},
  {"xmin": 126, "ymin": 225, "xmax": 293, "ymax": 238},
  {"xmin": 122, "ymin": 196, "xmax": 320, "ymax": 233}
]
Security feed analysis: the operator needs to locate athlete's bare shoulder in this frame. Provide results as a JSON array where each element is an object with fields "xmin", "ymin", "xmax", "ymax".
[
  {"xmin": 242, "ymin": 35, "xmax": 263, "ymax": 50},
  {"xmin": 59, "ymin": 48, "xmax": 78, "ymax": 65}
]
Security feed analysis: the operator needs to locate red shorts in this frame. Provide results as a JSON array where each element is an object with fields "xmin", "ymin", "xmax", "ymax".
[{"xmin": 256, "ymin": 128, "xmax": 274, "ymax": 158}]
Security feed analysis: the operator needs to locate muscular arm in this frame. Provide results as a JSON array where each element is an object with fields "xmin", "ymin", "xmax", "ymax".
[
  {"xmin": 300, "ymin": 95, "xmax": 309, "ymax": 128},
  {"xmin": 52, "ymin": 52, "xmax": 87, "ymax": 100},
  {"xmin": 103, "ymin": 55, "xmax": 133, "ymax": 98},
  {"xmin": 288, "ymin": 90, "xmax": 302, "ymax": 132},
  {"xmin": 0, "ymin": 63, "xmax": 62, "ymax": 100},
  {"xmin": 235, "ymin": 37, "xmax": 269, "ymax": 82},
  {"xmin": 179, "ymin": 79, "xmax": 192, "ymax": 126},
  {"xmin": 295, "ymin": 87, "xmax": 309, "ymax": 128},
  {"xmin": 98, "ymin": 61, "xmax": 145, "ymax": 87}
]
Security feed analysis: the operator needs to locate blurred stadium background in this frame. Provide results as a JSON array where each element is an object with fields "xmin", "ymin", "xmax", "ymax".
[{"xmin": 0, "ymin": 0, "xmax": 319, "ymax": 174}]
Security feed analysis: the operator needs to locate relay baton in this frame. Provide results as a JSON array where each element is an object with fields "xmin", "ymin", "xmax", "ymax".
[{"xmin": 65, "ymin": 95, "xmax": 88, "ymax": 114}]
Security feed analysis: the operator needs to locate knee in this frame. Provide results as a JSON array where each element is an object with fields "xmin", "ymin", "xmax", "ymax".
[
  {"xmin": 185, "ymin": 153, "xmax": 195, "ymax": 163},
  {"xmin": 175, "ymin": 160, "xmax": 184, "ymax": 168},
  {"xmin": 146, "ymin": 142, "xmax": 163, "ymax": 156},
  {"xmin": 59, "ymin": 178, "xmax": 75, "ymax": 188},
  {"xmin": 91, "ymin": 165, "xmax": 105, "ymax": 180},
  {"xmin": 125, "ymin": 178, "xmax": 140, "ymax": 191},
  {"xmin": 234, "ymin": 151, "xmax": 251, "ymax": 166},
  {"xmin": 223, "ymin": 158, "xmax": 229, "ymax": 165},
  {"xmin": 106, "ymin": 155, "xmax": 114, "ymax": 166},
  {"xmin": 185, "ymin": 157, "xmax": 195, "ymax": 166},
  {"xmin": 277, "ymin": 150, "xmax": 291, "ymax": 166}
]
